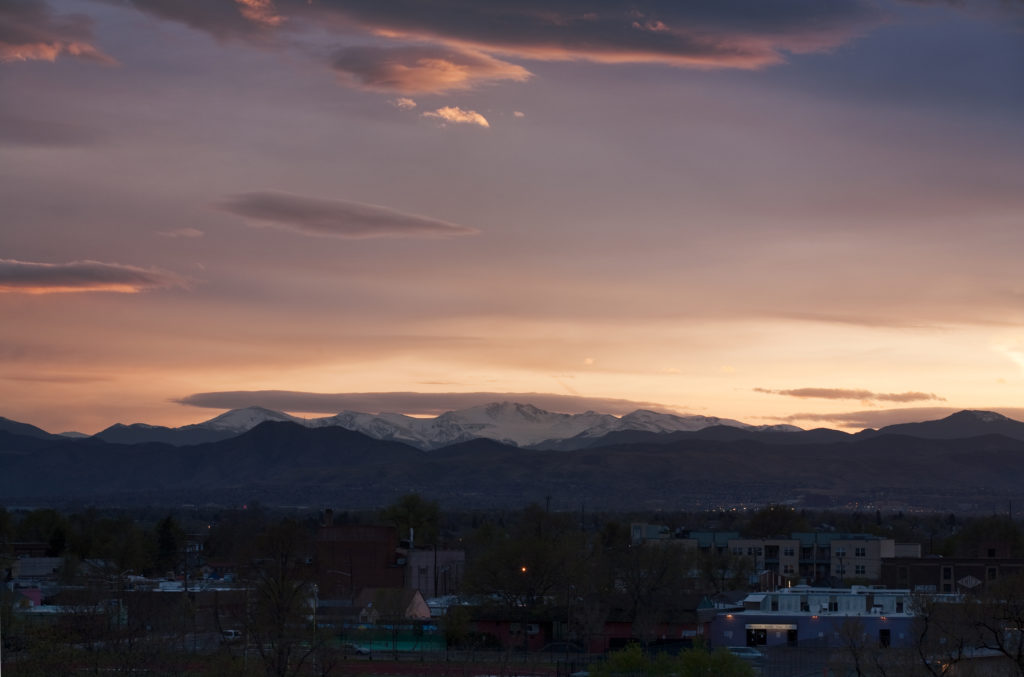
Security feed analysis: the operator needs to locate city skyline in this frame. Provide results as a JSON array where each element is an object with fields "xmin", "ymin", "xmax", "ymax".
[{"xmin": 2, "ymin": 0, "xmax": 1023, "ymax": 434}]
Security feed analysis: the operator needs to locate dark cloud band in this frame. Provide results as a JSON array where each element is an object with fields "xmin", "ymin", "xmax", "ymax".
[
  {"xmin": 0, "ymin": 0, "xmax": 114, "ymax": 64},
  {"xmin": 218, "ymin": 191, "xmax": 479, "ymax": 239},
  {"xmin": 176, "ymin": 390, "xmax": 675, "ymax": 416},
  {"xmin": 0, "ymin": 259, "xmax": 185, "ymax": 294},
  {"xmin": 755, "ymin": 387, "xmax": 944, "ymax": 403}
]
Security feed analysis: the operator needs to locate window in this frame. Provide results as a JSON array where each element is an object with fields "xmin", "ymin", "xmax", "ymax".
[
  {"xmin": 896, "ymin": 601, "xmax": 904, "ymax": 613},
  {"xmin": 855, "ymin": 547, "xmax": 866, "ymax": 557},
  {"xmin": 783, "ymin": 564, "xmax": 794, "ymax": 575},
  {"xmin": 988, "ymin": 567, "xmax": 998, "ymax": 581},
  {"xmin": 855, "ymin": 565, "xmax": 866, "ymax": 575},
  {"xmin": 835, "ymin": 548, "xmax": 846, "ymax": 558},
  {"xmin": 732, "ymin": 547, "xmax": 743, "ymax": 555},
  {"xmin": 942, "ymin": 566, "xmax": 952, "ymax": 581},
  {"xmin": 828, "ymin": 600, "xmax": 838, "ymax": 612},
  {"xmin": 783, "ymin": 547, "xmax": 795, "ymax": 557}
]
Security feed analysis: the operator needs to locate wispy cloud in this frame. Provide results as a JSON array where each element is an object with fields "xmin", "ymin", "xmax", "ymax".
[
  {"xmin": 119, "ymin": 1, "xmax": 884, "ymax": 81},
  {"xmin": 0, "ymin": 0, "xmax": 115, "ymax": 65},
  {"xmin": 120, "ymin": 0, "xmax": 276, "ymax": 40},
  {"xmin": 392, "ymin": 97, "xmax": 417, "ymax": 109},
  {"xmin": 234, "ymin": 0, "xmax": 285, "ymax": 27},
  {"xmin": 1, "ymin": 373, "xmax": 110, "ymax": 384},
  {"xmin": 422, "ymin": 106, "xmax": 490, "ymax": 128},
  {"xmin": 0, "ymin": 259, "xmax": 185, "ymax": 294},
  {"xmin": 176, "ymin": 390, "xmax": 676, "ymax": 416},
  {"xmin": 304, "ymin": 0, "xmax": 882, "ymax": 70},
  {"xmin": 755, "ymin": 387, "xmax": 945, "ymax": 403},
  {"xmin": 332, "ymin": 45, "xmax": 530, "ymax": 94},
  {"xmin": 158, "ymin": 228, "xmax": 204, "ymax": 238},
  {"xmin": 218, "ymin": 191, "xmax": 479, "ymax": 239}
]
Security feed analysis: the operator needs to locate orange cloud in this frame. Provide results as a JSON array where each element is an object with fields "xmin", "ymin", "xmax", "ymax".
[
  {"xmin": 0, "ymin": 1, "xmax": 115, "ymax": 65},
  {"xmin": 0, "ymin": 259, "xmax": 185, "ymax": 294},
  {"xmin": 332, "ymin": 45, "xmax": 530, "ymax": 94},
  {"xmin": 422, "ymin": 106, "xmax": 490, "ymax": 128},
  {"xmin": 304, "ymin": 1, "xmax": 882, "ymax": 71},
  {"xmin": 234, "ymin": 0, "xmax": 285, "ymax": 27}
]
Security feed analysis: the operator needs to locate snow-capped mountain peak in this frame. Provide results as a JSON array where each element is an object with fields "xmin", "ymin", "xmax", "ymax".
[
  {"xmin": 187, "ymin": 406, "xmax": 301, "ymax": 433},
  {"xmin": 103, "ymin": 401, "xmax": 803, "ymax": 449}
]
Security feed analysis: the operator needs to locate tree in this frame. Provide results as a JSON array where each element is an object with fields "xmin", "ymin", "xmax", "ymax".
[
  {"xmin": 245, "ymin": 519, "xmax": 319, "ymax": 677},
  {"xmin": 591, "ymin": 643, "xmax": 755, "ymax": 677},
  {"xmin": 154, "ymin": 514, "xmax": 185, "ymax": 575},
  {"xmin": 612, "ymin": 543, "xmax": 692, "ymax": 645},
  {"xmin": 969, "ymin": 573, "xmax": 1024, "ymax": 676},
  {"xmin": 381, "ymin": 493, "xmax": 440, "ymax": 547}
]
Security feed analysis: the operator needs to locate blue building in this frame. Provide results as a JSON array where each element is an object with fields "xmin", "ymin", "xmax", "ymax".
[{"xmin": 710, "ymin": 585, "xmax": 922, "ymax": 649}]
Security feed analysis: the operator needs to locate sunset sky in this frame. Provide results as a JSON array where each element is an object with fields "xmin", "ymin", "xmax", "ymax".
[{"xmin": 3, "ymin": 0, "xmax": 1024, "ymax": 435}]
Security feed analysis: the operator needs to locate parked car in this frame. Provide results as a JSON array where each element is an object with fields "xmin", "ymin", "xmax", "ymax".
[
  {"xmin": 726, "ymin": 646, "xmax": 764, "ymax": 660},
  {"xmin": 221, "ymin": 629, "xmax": 242, "ymax": 643}
]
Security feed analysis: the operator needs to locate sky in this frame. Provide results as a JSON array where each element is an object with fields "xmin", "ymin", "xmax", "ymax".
[{"xmin": 2, "ymin": 0, "xmax": 1024, "ymax": 435}]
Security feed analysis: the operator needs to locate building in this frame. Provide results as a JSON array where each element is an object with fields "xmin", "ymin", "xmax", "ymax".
[
  {"xmin": 709, "ymin": 585, "xmax": 919, "ymax": 649},
  {"xmin": 880, "ymin": 557, "xmax": 1024, "ymax": 594},
  {"xmin": 631, "ymin": 524, "xmax": 910, "ymax": 585}
]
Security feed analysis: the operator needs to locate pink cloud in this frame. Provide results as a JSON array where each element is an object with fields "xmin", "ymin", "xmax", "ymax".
[
  {"xmin": 422, "ymin": 106, "xmax": 490, "ymax": 128},
  {"xmin": 332, "ymin": 45, "xmax": 530, "ymax": 94},
  {"xmin": 0, "ymin": 1, "xmax": 115, "ymax": 65}
]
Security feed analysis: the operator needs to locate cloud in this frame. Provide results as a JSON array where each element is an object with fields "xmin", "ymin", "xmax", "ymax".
[
  {"xmin": 234, "ymin": 0, "xmax": 285, "ymax": 27},
  {"xmin": 0, "ymin": 0, "xmax": 115, "ymax": 64},
  {"xmin": 1, "ymin": 373, "xmax": 110, "ymax": 384},
  {"xmin": 392, "ymin": 97, "xmax": 417, "ymax": 109},
  {"xmin": 754, "ymin": 387, "xmax": 945, "ymax": 403},
  {"xmin": 218, "ymin": 191, "xmax": 479, "ymax": 239},
  {"xmin": 120, "ymin": 1, "xmax": 883, "ymax": 78},
  {"xmin": 422, "ymin": 106, "xmax": 490, "ymax": 128},
  {"xmin": 176, "ymin": 390, "xmax": 678, "ymax": 416},
  {"xmin": 120, "ymin": 0, "xmax": 278, "ymax": 40},
  {"xmin": 302, "ymin": 0, "xmax": 882, "ymax": 70},
  {"xmin": 513, "ymin": 111, "xmax": 525, "ymax": 118},
  {"xmin": 0, "ymin": 259, "xmax": 185, "ymax": 294},
  {"xmin": 332, "ymin": 45, "xmax": 530, "ymax": 94},
  {"xmin": 158, "ymin": 227, "xmax": 205, "ymax": 238},
  {"xmin": 781, "ymin": 407, "xmax": 1024, "ymax": 430}
]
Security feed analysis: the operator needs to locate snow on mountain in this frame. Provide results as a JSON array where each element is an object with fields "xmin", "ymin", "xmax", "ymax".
[
  {"xmin": 417, "ymin": 402, "xmax": 619, "ymax": 447},
  {"xmin": 185, "ymin": 406, "xmax": 302, "ymax": 433},
  {"xmin": 963, "ymin": 410, "xmax": 1010, "ymax": 424},
  {"xmin": 753, "ymin": 424, "xmax": 804, "ymax": 433},
  {"xmin": 307, "ymin": 411, "xmax": 430, "ymax": 447},
  {"xmin": 115, "ymin": 402, "xmax": 800, "ymax": 449}
]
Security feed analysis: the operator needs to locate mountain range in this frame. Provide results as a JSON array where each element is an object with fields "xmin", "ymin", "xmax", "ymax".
[
  {"xmin": 3, "ymin": 405, "xmax": 1024, "ymax": 510},
  {"xmin": 88, "ymin": 402, "xmax": 800, "ymax": 450}
]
